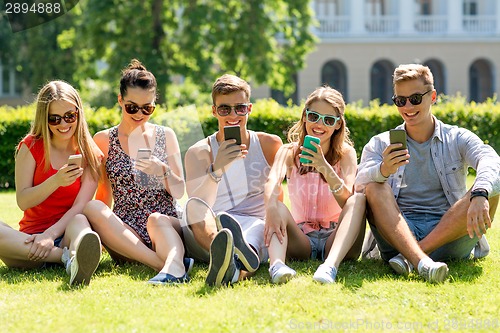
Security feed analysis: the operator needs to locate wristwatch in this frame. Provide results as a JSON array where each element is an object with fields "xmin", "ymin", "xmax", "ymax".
[{"xmin": 470, "ymin": 189, "xmax": 488, "ymax": 201}]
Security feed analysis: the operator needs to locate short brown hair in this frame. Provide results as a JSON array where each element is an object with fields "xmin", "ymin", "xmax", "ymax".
[
  {"xmin": 393, "ymin": 64, "xmax": 434, "ymax": 89},
  {"xmin": 211, "ymin": 74, "xmax": 251, "ymax": 105}
]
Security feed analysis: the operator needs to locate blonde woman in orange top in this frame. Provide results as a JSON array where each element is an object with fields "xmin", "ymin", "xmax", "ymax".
[{"xmin": 0, "ymin": 81, "xmax": 102, "ymax": 286}]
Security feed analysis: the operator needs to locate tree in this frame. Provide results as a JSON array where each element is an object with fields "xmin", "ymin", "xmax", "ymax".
[{"xmin": 71, "ymin": 0, "xmax": 317, "ymax": 103}]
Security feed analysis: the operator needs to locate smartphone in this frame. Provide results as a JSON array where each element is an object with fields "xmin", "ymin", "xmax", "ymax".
[
  {"xmin": 224, "ymin": 125, "xmax": 242, "ymax": 145},
  {"xmin": 137, "ymin": 148, "xmax": 152, "ymax": 160},
  {"xmin": 299, "ymin": 135, "xmax": 321, "ymax": 164},
  {"xmin": 67, "ymin": 154, "xmax": 82, "ymax": 168},
  {"xmin": 389, "ymin": 129, "xmax": 407, "ymax": 151}
]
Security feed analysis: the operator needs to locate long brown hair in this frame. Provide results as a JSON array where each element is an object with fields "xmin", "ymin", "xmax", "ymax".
[
  {"xmin": 19, "ymin": 80, "xmax": 101, "ymax": 180},
  {"xmin": 287, "ymin": 86, "xmax": 353, "ymax": 178}
]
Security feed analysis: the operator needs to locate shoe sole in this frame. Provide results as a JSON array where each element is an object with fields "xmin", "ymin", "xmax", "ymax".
[
  {"xmin": 312, "ymin": 276, "xmax": 334, "ymax": 284},
  {"xmin": 430, "ymin": 264, "xmax": 449, "ymax": 283},
  {"xmin": 205, "ymin": 230, "xmax": 233, "ymax": 287},
  {"xmin": 273, "ymin": 272, "xmax": 295, "ymax": 284},
  {"xmin": 70, "ymin": 232, "xmax": 101, "ymax": 286},
  {"xmin": 389, "ymin": 257, "xmax": 410, "ymax": 276},
  {"xmin": 184, "ymin": 258, "xmax": 194, "ymax": 275},
  {"xmin": 216, "ymin": 213, "xmax": 259, "ymax": 273}
]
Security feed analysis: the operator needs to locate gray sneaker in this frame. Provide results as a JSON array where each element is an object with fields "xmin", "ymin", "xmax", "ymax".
[
  {"xmin": 313, "ymin": 264, "xmax": 338, "ymax": 284},
  {"xmin": 388, "ymin": 253, "xmax": 413, "ymax": 276},
  {"xmin": 418, "ymin": 259, "xmax": 449, "ymax": 283},
  {"xmin": 68, "ymin": 232, "xmax": 102, "ymax": 286},
  {"xmin": 269, "ymin": 263, "xmax": 296, "ymax": 284},
  {"xmin": 473, "ymin": 236, "xmax": 490, "ymax": 259}
]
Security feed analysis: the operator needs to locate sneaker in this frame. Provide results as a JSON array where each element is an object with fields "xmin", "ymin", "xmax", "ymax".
[
  {"xmin": 147, "ymin": 273, "xmax": 189, "ymax": 285},
  {"xmin": 313, "ymin": 264, "xmax": 338, "ymax": 284},
  {"xmin": 215, "ymin": 213, "xmax": 260, "ymax": 272},
  {"xmin": 184, "ymin": 257, "xmax": 195, "ymax": 275},
  {"xmin": 269, "ymin": 263, "xmax": 296, "ymax": 284},
  {"xmin": 388, "ymin": 253, "xmax": 413, "ymax": 276},
  {"xmin": 473, "ymin": 236, "xmax": 490, "ymax": 259},
  {"xmin": 361, "ymin": 230, "xmax": 381, "ymax": 260},
  {"xmin": 418, "ymin": 258, "xmax": 449, "ymax": 283},
  {"xmin": 205, "ymin": 229, "xmax": 239, "ymax": 287},
  {"xmin": 69, "ymin": 231, "xmax": 102, "ymax": 286}
]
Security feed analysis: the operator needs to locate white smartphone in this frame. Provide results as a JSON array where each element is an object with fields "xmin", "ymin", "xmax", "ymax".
[
  {"xmin": 67, "ymin": 154, "xmax": 82, "ymax": 168},
  {"xmin": 137, "ymin": 148, "xmax": 152, "ymax": 160}
]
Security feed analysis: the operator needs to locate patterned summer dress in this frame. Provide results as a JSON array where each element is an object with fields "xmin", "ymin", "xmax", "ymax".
[{"xmin": 106, "ymin": 125, "xmax": 178, "ymax": 247}]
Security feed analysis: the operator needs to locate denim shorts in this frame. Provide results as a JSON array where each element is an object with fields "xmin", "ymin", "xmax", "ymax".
[
  {"xmin": 369, "ymin": 212, "xmax": 478, "ymax": 262},
  {"xmin": 298, "ymin": 223, "xmax": 338, "ymax": 261}
]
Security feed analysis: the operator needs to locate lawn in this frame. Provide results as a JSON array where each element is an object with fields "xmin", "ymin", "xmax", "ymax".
[{"xmin": 1, "ymin": 177, "xmax": 499, "ymax": 333}]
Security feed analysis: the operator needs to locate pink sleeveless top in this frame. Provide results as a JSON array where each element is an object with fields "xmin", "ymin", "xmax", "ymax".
[{"xmin": 287, "ymin": 157, "xmax": 342, "ymax": 234}]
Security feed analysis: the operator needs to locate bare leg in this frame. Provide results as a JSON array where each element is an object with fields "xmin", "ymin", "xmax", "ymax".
[
  {"xmin": 365, "ymin": 182, "xmax": 427, "ymax": 268},
  {"xmin": 420, "ymin": 194, "xmax": 499, "ymax": 254},
  {"xmin": 0, "ymin": 221, "xmax": 62, "ymax": 268},
  {"xmin": 83, "ymin": 200, "xmax": 163, "ymax": 271},
  {"xmin": 147, "ymin": 213, "xmax": 185, "ymax": 277},
  {"xmin": 184, "ymin": 197, "xmax": 218, "ymax": 252},
  {"xmin": 268, "ymin": 201, "xmax": 311, "ymax": 267},
  {"xmin": 323, "ymin": 193, "xmax": 366, "ymax": 268}
]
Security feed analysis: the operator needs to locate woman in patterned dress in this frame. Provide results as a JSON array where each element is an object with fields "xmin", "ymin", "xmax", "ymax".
[{"xmin": 83, "ymin": 59, "xmax": 190, "ymax": 284}]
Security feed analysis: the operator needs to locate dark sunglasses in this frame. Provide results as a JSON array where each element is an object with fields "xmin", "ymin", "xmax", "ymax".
[
  {"xmin": 215, "ymin": 104, "xmax": 250, "ymax": 117},
  {"xmin": 392, "ymin": 90, "xmax": 432, "ymax": 107},
  {"xmin": 124, "ymin": 104, "xmax": 156, "ymax": 115},
  {"xmin": 305, "ymin": 109, "xmax": 340, "ymax": 127},
  {"xmin": 48, "ymin": 111, "xmax": 78, "ymax": 125}
]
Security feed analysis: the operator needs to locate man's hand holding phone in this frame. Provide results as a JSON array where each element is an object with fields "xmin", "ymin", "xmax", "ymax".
[{"xmin": 381, "ymin": 129, "xmax": 410, "ymax": 177}]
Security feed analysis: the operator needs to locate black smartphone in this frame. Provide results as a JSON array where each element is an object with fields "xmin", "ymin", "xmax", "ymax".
[
  {"xmin": 299, "ymin": 135, "xmax": 321, "ymax": 164},
  {"xmin": 224, "ymin": 125, "xmax": 241, "ymax": 145},
  {"xmin": 389, "ymin": 129, "xmax": 407, "ymax": 151}
]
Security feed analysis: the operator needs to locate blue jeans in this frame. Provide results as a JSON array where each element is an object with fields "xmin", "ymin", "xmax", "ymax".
[{"xmin": 370, "ymin": 212, "xmax": 478, "ymax": 262}]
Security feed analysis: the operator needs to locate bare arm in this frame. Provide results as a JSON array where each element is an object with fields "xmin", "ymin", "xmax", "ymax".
[{"xmin": 93, "ymin": 131, "xmax": 113, "ymax": 207}]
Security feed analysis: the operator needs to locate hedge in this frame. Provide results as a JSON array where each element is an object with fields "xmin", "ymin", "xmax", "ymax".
[{"xmin": 1, "ymin": 95, "xmax": 498, "ymax": 189}]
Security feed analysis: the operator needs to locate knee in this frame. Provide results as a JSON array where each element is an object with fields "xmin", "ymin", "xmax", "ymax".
[
  {"xmin": 365, "ymin": 182, "xmax": 392, "ymax": 203},
  {"xmin": 147, "ymin": 213, "xmax": 177, "ymax": 229},
  {"xmin": 83, "ymin": 200, "xmax": 108, "ymax": 226},
  {"xmin": 68, "ymin": 213, "xmax": 91, "ymax": 229}
]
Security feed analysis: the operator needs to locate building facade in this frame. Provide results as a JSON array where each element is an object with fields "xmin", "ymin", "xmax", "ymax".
[{"xmin": 253, "ymin": 0, "xmax": 500, "ymax": 105}]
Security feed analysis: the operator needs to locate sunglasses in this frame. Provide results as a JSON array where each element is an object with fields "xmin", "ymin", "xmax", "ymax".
[
  {"xmin": 392, "ymin": 90, "xmax": 432, "ymax": 107},
  {"xmin": 215, "ymin": 104, "xmax": 250, "ymax": 117},
  {"xmin": 305, "ymin": 109, "xmax": 341, "ymax": 127},
  {"xmin": 124, "ymin": 104, "xmax": 156, "ymax": 115},
  {"xmin": 48, "ymin": 111, "xmax": 78, "ymax": 126}
]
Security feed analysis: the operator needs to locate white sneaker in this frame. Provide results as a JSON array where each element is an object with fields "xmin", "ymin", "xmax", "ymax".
[
  {"xmin": 313, "ymin": 264, "xmax": 337, "ymax": 284},
  {"xmin": 473, "ymin": 236, "xmax": 490, "ymax": 259},
  {"xmin": 68, "ymin": 232, "xmax": 102, "ymax": 286},
  {"xmin": 418, "ymin": 258, "xmax": 449, "ymax": 283},
  {"xmin": 269, "ymin": 263, "xmax": 296, "ymax": 284},
  {"xmin": 388, "ymin": 254, "xmax": 413, "ymax": 276}
]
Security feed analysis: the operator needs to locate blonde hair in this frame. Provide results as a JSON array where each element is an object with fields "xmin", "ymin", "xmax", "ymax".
[
  {"xmin": 393, "ymin": 64, "xmax": 434, "ymax": 89},
  {"xmin": 211, "ymin": 74, "xmax": 251, "ymax": 105},
  {"xmin": 288, "ymin": 86, "xmax": 353, "ymax": 177},
  {"xmin": 21, "ymin": 80, "xmax": 100, "ymax": 180}
]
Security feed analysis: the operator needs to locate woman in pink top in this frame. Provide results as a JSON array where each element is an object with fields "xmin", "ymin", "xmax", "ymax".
[
  {"xmin": 0, "ymin": 81, "xmax": 102, "ymax": 286},
  {"xmin": 264, "ymin": 86, "xmax": 366, "ymax": 284}
]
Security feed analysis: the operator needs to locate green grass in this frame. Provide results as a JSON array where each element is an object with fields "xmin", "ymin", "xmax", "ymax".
[{"xmin": 1, "ymin": 177, "xmax": 500, "ymax": 332}]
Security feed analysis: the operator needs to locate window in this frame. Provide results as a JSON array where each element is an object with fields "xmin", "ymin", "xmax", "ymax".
[
  {"xmin": 271, "ymin": 74, "xmax": 299, "ymax": 106},
  {"xmin": 321, "ymin": 60, "xmax": 348, "ymax": 101},
  {"xmin": 463, "ymin": 0, "xmax": 478, "ymax": 15},
  {"xmin": 367, "ymin": 0, "xmax": 386, "ymax": 16},
  {"xmin": 416, "ymin": 0, "xmax": 432, "ymax": 15}
]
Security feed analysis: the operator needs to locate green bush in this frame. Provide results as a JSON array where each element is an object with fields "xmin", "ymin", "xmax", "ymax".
[{"xmin": 1, "ymin": 95, "xmax": 498, "ymax": 189}]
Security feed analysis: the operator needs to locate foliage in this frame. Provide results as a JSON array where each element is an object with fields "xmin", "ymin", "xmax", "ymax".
[
  {"xmin": 67, "ymin": 0, "xmax": 316, "ymax": 103},
  {"xmin": 1, "ymin": 95, "xmax": 499, "ymax": 189}
]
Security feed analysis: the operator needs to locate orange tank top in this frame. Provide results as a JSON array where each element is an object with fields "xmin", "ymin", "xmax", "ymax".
[{"xmin": 18, "ymin": 135, "xmax": 81, "ymax": 234}]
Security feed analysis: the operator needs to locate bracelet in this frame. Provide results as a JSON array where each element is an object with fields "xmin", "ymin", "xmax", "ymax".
[
  {"xmin": 157, "ymin": 165, "xmax": 172, "ymax": 179},
  {"xmin": 329, "ymin": 180, "xmax": 344, "ymax": 194},
  {"xmin": 470, "ymin": 189, "xmax": 488, "ymax": 202},
  {"xmin": 208, "ymin": 164, "xmax": 222, "ymax": 183}
]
